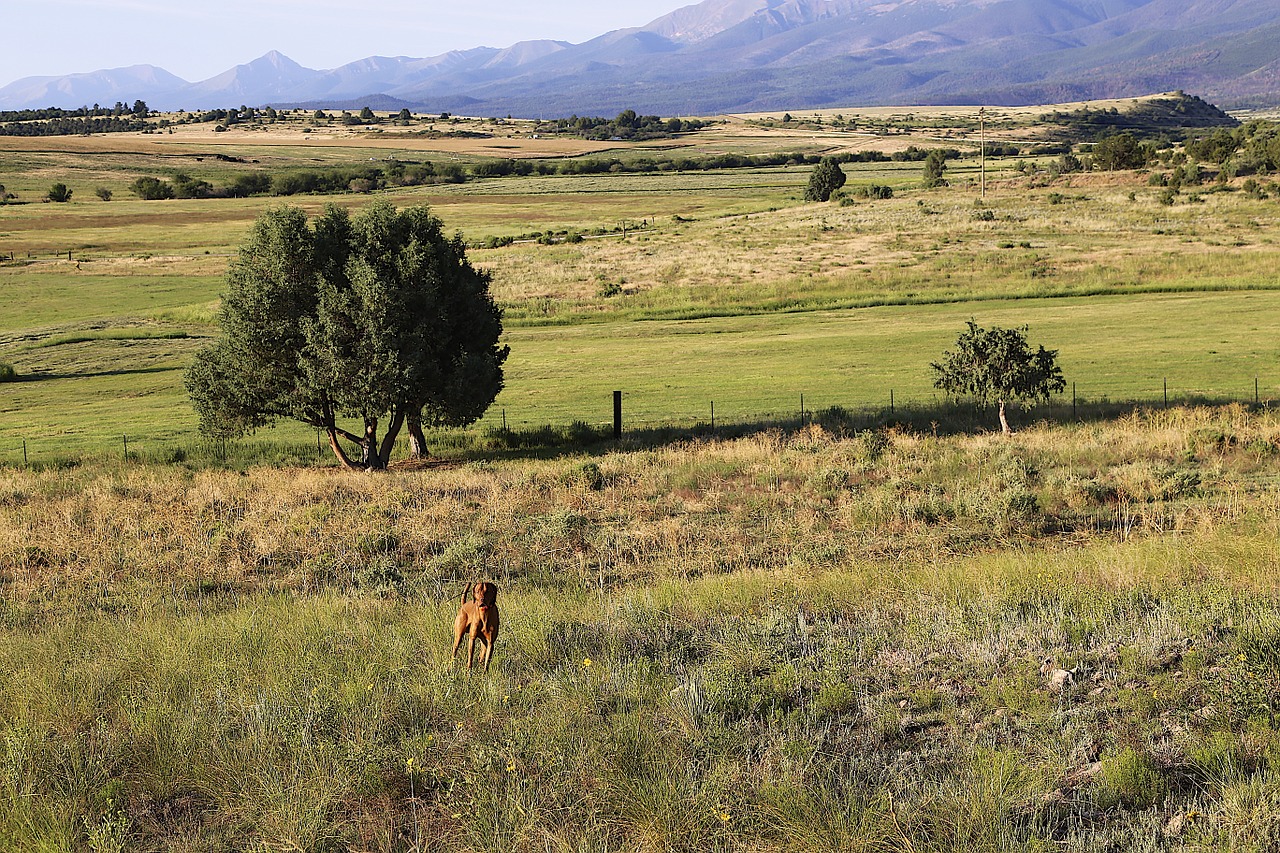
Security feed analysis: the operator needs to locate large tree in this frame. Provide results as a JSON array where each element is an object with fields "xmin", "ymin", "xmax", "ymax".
[
  {"xmin": 931, "ymin": 320, "xmax": 1065, "ymax": 434},
  {"xmin": 186, "ymin": 201, "xmax": 507, "ymax": 469}
]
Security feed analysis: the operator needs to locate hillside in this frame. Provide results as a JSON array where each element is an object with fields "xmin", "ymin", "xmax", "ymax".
[{"xmin": 2, "ymin": 0, "xmax": 1280, "ymax": 113}]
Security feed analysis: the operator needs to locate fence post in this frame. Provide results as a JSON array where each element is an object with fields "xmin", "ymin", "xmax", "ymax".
[
  {"xmin": 710, "ymin": 401, "xmax": 715, "ymax": 430},
  {"xmin": 800, "ymin": 393, "xmax": 805, "ymax": 425},
  {"xmin": 123, "ymin": 434, "xmax": 128, "ymax": 460},
  {"xmin": 1072, "ymin": 382, "xmax": 1077, "ymax": 419},
  {"xmin": 613, "ymin": 391, "xmax": 622, "ymax": 440},
  {"xmin": 890, "ymin": 389, "xmax": 895, "ymax": 414},
  {"xmin": 23, "ymin": 440, "xmax": 27, "ymax": 465},
  {"xmin": 502, "ymin": 408, "xmax": 508, "ymax": 433},
  {"xmin": 1256, "ymin": 378, "xmax": 1260, "ymax": 406},
  {"xmin": 1163, "ymin": 378, "xmax": 1168, "ymax": 409}
]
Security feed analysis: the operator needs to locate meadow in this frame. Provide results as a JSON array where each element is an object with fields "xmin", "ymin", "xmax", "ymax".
[{"xmin": 3, "ymin": 101, "xmax": 1280, "ymax": 851}]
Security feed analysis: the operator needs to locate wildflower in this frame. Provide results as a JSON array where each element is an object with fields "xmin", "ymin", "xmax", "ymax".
[
  {"xmin": 452, "ymin": 812, "xmax": 462, "ymax": 819},
  {"xmin": 406, "ymin": 757, "xmax": 415, "ymax": 772},
  {"xmin": 716, "ymin": 809, "xmax": 730, "ymax": 823},
  {"xmin": 582, "ymin": 658, "xmax": 593, "ymax": 668},
  {"xmin": 506, "ymin": 759, "xmax": 516, "ymax": 772},
  {"xmin": 503, "ymin": 694, "xmax": 510, "ymax": 704}
]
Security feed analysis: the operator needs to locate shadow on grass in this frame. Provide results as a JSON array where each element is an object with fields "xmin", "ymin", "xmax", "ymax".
[
  {"xmin": 15, "ymin": 365, "xmax": 184, "ymax": 381},
  {"xmin": 1, "ymin": 394, "xmax": 1267, "ymax": 472}
]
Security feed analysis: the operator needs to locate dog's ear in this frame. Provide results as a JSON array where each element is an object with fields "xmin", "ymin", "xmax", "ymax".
[{"xmin": 484, "ymin": 582, "xmax": 498, "ymax": 605}]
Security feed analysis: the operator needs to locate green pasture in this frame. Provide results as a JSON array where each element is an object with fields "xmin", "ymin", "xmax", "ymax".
[
  {"xmin": 2, "ymin": 130, "xmax": 1279, "ymax": 464},
  {"xmin": 3, "ymin": 291, "xmax": 1279, "ymax": 464}
]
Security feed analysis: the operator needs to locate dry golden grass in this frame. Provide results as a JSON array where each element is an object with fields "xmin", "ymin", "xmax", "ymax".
[
  {"xmin": 477, "ymin": 177, "xmax": 1280, "ymax": 306},
  {"xmin": 4, "ymin": 405, "xmax": 1279, "ymax": 609}
]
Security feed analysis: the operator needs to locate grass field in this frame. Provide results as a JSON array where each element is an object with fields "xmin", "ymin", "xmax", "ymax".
[
  {"xmin": 6, "ymin": 408, "xmax": 1280, "ymax": 850},
  {"xmin": 4, "ymin": 100, "xmax": 1280, "ymax": 851},
  {"xmin": 2, "ymin": 134, "xmax": 1279, "ymax": 461}
]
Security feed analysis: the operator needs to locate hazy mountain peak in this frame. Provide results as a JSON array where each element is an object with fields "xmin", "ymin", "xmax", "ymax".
[{"xmin": 1, "ymin": 0, "xmax": 1279, "ymax": 113}]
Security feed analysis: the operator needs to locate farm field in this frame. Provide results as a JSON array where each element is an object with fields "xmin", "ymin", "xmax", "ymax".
[{"xmin": 4, "ymin": 98, "xmax": 1280, "ymax": 850}]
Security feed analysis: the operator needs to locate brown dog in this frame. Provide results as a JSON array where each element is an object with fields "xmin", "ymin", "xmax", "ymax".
[{"xmin": 451, "ymin": 581, "xmax": 499, "ymax": 672}]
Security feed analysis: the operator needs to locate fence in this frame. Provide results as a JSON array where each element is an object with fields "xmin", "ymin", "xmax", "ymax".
[{"xmin": 3, "ymin": 375, "xmax": 1277, "ymax": 468}]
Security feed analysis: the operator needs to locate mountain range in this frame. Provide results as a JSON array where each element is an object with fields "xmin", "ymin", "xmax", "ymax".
[{"xmin": 3, "ymin": 0, "xmax": 1279, "ymax": 115}]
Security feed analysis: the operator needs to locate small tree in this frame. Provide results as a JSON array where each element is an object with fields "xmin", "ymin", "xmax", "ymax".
[
  {"xmin": 95, "ymin": 187, "xmax": 113, "ymax": 201},
  {"xmin": 804, "ymin": 156, "xmax": 847, "ymax": 202},
  {"xmin": 922, "ymin": 150, "xmax": 948, "ymax": 188},
  {"xmin": 931, "ymin": 320, "xmax": 1065, "ymax": 434},
  {"xmin": 1092, "ymin": 133, "xmax": 1150, "ymax": 171},
  {"xmin": 186, "ymin": 201, "xmax": 508, "ymax": 470},
  {"xmin": 47, "ymin": 183, "xmax": 72, "ymax": 203}
]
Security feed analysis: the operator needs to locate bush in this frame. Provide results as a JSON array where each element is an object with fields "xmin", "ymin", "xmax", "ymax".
[
  {"xmin": 94, "ymin": 187, "xmax": 112, "ymax": 201},
  {"xmin": 851, "ymin": 184, "xmax": 893, "ymax": 200},
  {"xmin": 47, "ymin": 183, "xmax": 72, "ymax": 202},
  {"xmin": 130, "ymin": 176, "xmax": 175, "ymax": 200},
  {"xmin": 0, "ymin": 362, "xmax": 16, "ymax": 382}
]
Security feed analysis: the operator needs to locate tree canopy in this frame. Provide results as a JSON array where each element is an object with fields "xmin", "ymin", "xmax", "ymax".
[
  {"xmin": 922, "ymin": 150, "xmax": 948, "ymax": 188},
  {"xmin": 186, "ymin": 201, "xmax": 508, "ymax": 469},
  {"xmin": 931, "ymin": 320, "xmax": 1065, "ymax": 434},
  {"xmin": 804, "ymin": 156, "xmax": 847, "ymax": 202}
]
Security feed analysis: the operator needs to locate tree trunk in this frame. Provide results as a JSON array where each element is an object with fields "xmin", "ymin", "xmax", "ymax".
[
  {"xmin": 360, "ymin": 418, "xmax": 384, "ymax": 470},
  {"xmin": 326, "ymin": 427, "xmax": 361, "ymax": 470},
  {"xmin": 378, "ymin": 409, "xmax": 406, "ymax": 467},
  {"xmin": 407, "ymin": 409, "xmax": 430, "ymax": 460},
  {"xmin": 998, "ymin": 399, "xmax": 1011, "ymax": 435}
]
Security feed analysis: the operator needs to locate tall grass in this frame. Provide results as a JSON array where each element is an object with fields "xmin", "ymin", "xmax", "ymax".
[{"xmin": 4, "ymin": 407, "xmax": 1280, "ymax": 849}]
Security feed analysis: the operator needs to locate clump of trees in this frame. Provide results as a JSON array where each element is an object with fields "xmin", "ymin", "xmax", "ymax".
[
  {"xmin": 1184, "ymin": 122, "xmax": 1280, "ymax": 178},
  {"xmin": 534, "ymin": 110, "xmax": 708, "ymax": 141},
  {"xmin": 46, "ymin": 183, "xmax": 72, "ymax": 203},
  {"xmin": 186, "ymin": 201, "xmax": 508, "ymax": 470},
  {"xmin": 932, "ymin": 321, "xmax": 1065, "ymax": 434}
]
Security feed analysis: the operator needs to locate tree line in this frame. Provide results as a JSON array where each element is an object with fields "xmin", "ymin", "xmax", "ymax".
[
  {"xmin": 0, "ymin": 116, "xmax": 149, "ymax": 137},
  {"xmin": 532, "ymin": 110, "xmax": 708, "ymax": 141},
  {"xmin": 123, "ymin": 148, "xmax": 972, "ymax": 202},
  {"xmin": 0, "ymin": 100, "xmax": 148, "ymax": 122}
]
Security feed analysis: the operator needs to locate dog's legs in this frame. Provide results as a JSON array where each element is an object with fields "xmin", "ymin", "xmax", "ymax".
[
  {"xmin": 483, "ymin": 636, "xmax": 496, "ymax": 672},
  {"xmin": 466, "ymin": 632, "xmax": 478, "ymax": 669}
]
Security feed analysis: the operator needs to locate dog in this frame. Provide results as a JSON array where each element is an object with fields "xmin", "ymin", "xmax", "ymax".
[{"xmin": 452, "ymin": 581, "xmax": 500, "ymax": 672}]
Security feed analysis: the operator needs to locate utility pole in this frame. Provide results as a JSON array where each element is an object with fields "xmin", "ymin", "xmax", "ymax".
[{"xmin": 979, "ymin": 107, "xmax": 987, "ymax": 200}]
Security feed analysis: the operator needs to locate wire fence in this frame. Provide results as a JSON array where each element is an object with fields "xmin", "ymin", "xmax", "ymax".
[{"xmin": 3, "ymin": 375, "xmax": 1276, "ymax": 469}]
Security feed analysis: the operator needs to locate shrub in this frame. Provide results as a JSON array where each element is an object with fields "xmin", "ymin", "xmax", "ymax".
[
  {"xmin": 47, "ymin": 183, "xmax": 72, "ymax": 202},
  {"xmin": 853, "ymin": 184, "xmax": 893, "ymax": 200},
  {"xmin": 0, "ymin": 362, "xmax": 16, "ymax": 382},
  {"xmin": 130, "ymin": 176, "xmax": 175, "ymax": 200},
  {"xmin": 94, "ymin": 187, "xmax": 112, "ymax": 201}
]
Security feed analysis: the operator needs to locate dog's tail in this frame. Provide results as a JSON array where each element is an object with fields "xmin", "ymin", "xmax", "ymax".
[{"xmin": 460, "ymin": 582, "xmax": 472, "ymax": 604}]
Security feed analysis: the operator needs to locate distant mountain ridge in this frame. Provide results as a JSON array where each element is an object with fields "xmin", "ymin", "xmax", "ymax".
[{"xmin": 2, "ymin": 0, "xmax": 1279, "ymax": 114}]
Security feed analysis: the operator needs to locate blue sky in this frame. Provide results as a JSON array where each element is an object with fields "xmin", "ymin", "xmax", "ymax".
[{"xmin": 4, "ymin": 0, "xmax": 692, "ymax": 85}]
